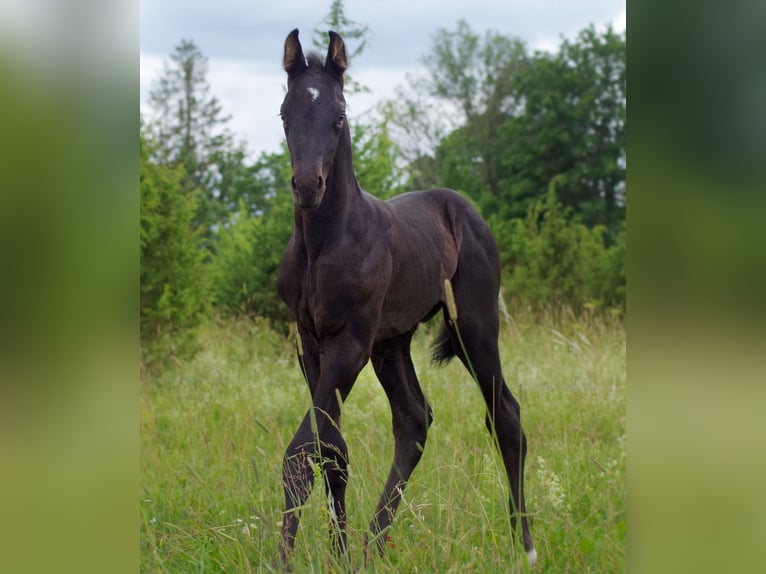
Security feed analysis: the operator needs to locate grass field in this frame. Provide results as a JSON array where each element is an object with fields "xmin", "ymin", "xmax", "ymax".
[{"xmin": 140, "ymin": 308, "xmax": 625, "ymax": 572}]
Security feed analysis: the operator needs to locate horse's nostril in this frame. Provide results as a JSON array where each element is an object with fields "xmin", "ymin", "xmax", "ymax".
[
  {"xmin": 291, "ymin": 176, "xmax": 297, "ymax": 190},
  {"xmin": 317, "ymin": 175, "xmax": 325, "ymax": 190}
]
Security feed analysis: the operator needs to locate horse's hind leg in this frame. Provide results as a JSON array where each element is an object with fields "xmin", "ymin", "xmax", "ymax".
[
  {"xmin": 366, "ymin": 332, "xmax": 433, "ymax": 557},
  {"xmin": 446, "ymin": 273, "xmax": 536, "ymax": 566}
]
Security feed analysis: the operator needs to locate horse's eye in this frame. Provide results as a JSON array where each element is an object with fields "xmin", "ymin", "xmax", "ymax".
[
  {"xmin": 336, "ymin": 114, "xmax": 346, "ymax": 129},
  {"xmin": 279, "ymin": 113, "xmax": 287, "ymax": 129}
]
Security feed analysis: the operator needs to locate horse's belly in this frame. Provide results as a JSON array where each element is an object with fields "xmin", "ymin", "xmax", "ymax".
[{"xmin": 376, "ymin": 273, "xmax": 443, "ymax": 338}]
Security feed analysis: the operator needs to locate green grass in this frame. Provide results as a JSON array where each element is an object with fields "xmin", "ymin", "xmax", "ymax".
[{"xmin": 141, "ymin": 310, "xmax": 625, "ymax": 572}]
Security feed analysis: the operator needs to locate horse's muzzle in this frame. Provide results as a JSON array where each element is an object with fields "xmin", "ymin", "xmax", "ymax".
[{"xmin": 291, "ymin": 174, "xmax": 325, "ymax": 209}]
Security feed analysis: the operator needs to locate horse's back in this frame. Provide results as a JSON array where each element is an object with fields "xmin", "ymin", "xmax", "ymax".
[
  {"xmin": 384, "ymin": 188, "xmax": 500, "ymax": 267},
  {"xmin": 367, "ymin": 187, "xmax": 501, "ymax": 337}
]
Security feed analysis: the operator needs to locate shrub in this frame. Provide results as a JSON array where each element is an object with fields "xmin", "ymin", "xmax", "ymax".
[
  {"xmin": 209, "ymin": 195, "xmax": 294, "ymax": 331},
  {"xmin": 492, "ymin": 178, "xmax": 625, "ymax": 313},
  {"xmin": 140, "ymin": 137, "xmax": 209, "ymax": 364}
]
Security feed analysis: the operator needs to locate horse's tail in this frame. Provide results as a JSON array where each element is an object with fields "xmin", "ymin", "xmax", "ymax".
[{"xmin": 431, "ymin": 325, "xmax": 457, "ymax": 365}]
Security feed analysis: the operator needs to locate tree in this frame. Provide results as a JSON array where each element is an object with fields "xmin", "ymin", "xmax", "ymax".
[
  {"xmin": 140, "ymin": 130, "xmax": 209, "ymax": 362},
  {"xmin": 423, "ymin": 20, "xmax": 527, "ymax": 124},
  {"xmin": 146, "ymin": 39, "xmax": 265, "ymax": 233},
  {"xmin": 207, "ymin": 145, "xmax": 295, "ymax": 327},
  {"xmin": 500, "ymin": 25, "xmax": 626, "ymax": 236},
  {"xmin": 389, "ymin": 22, "xmax": 625, "ymax": 237},
  {"xmin": 351, "ymin": 110, "xmax": 406, "ymax": 199},
  {"xmin": 311, "ymin": 0, "xmax": 370, "ymax": 95},
  {"xmin": 497, "ymin": 178, "xmax": 625, "ymax": 311},
  {"xmin": 209, "ymin": 192, "xmax": 294, "ymax": 327},
  {"xmin": 390, "ymin": 20, "xmax": 528, "ymax": 198}
]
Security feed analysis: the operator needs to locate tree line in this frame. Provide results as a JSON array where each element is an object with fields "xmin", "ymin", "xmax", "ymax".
[{"xmin": 140, "ymin": 11, "xmax": 625, "ymax": 365}]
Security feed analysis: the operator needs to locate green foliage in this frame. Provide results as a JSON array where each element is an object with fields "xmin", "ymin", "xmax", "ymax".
[
  {"xmin": 145, "ymin": 39, "xmax": 264, "ymax": 235},
  {"xmin": 422, "ymin": 20, "xmax": 527, "ymax": 122},
  {"xmin": 395, "ymin": 20, "xmax": 527, "ymax": 197},
  {"xmin": 494, "ymin": 178, "xmax": 625, "ymax": 312},
  {"xmin": 205, "ymin": 146, "xmax": 296, "ymax": 330},
  {"xmin": 209, "ymin": 193, "xmax": 294, "ymax": 329},
  {"xmin": 140, "ymin": 134, "xmax": 209, "ymax": 363},
  {"xmin": 397, "ymin": 21, "xmax": 625, "ymax": 238},
  {"xmin": 394, "ymin": 21, "xmax": 626, "ymax": 313},
  {"xmin": 431, "ymin": 125, "xmax": 490, "ymax": 200},
  {"xmin": 500, "ymin": 25, "xmax": 626, "ymax": 235},
  {"xmin": 352, "ymin": 111, "xmax": 406, "ymax": 198}
]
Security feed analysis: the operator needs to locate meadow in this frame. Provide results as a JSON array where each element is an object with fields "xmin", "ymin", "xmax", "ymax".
[{"xmin": 140, "ymin": 308, "xmax": 625, "ymax": 572}]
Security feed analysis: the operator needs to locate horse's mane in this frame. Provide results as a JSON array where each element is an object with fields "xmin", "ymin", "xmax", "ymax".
[{"xmin": 306, "ymin": 52, "xmax": 324, "ymax": 70}]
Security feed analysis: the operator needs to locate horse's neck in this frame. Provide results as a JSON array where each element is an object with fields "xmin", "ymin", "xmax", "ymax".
[{"xmin": 296, "ymin": 137, "xmax": 362, "ymax": 257}]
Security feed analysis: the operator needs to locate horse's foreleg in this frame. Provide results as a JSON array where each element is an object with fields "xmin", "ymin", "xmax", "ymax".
[
  {"xmin": 278, "ymin": 332, "xmax": 322, "ymax": 568},
  {"xmin": 280, "ymin": 331, "xmax": 368, "ymax": 567},
  {"xmin": 367, "ymin": 338, "xmax": 433, "ymax": 557},
  {"xmin": 319, "ymin": 418, "xmax": 350, "ymax": 558},
  {"xmin": 279, "ymin": 411, "xmax": 318, "ymax": 568},
  {"xmin": 279, "ymin": 407, "xmax": 353, "ymax": 568}
]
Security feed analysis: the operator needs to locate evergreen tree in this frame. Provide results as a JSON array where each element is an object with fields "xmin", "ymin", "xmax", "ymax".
[
  {"xmin": 312, "ymin": 0, "xmax": 370, "ymax": 95},
  {"xmin": 146, "ymin": 39, "xmax": 264, "ymax": 233},
  {"xmin": 498, "ymin": 178, "xmax": 625, "ymax": 311},
  {"xmin": 140, "ymin": 129, "xmax": 208, "ymax": 362},
  {"xmin": 207, "ymin": 145, "xmax": 294, "ymax": 326}
]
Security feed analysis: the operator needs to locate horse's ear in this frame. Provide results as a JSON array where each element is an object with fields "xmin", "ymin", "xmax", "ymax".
[
  {"xmin": 325, "ymin": 31, "xmax": 348, "ymax": 81},
  {"xmin": 283, "ymin": 29, "xmax": 307, "ymax": 77}
]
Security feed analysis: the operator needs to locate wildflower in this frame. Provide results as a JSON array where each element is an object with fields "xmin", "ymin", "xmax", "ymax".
[{"xmin": 537, "ymin": 456, "xmax": 569, "ymax": 513}]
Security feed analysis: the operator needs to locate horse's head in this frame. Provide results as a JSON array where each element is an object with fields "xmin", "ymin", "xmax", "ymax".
[{"xmin": 281, "ymin": 29, "xmax": 348, "ymax": 210}]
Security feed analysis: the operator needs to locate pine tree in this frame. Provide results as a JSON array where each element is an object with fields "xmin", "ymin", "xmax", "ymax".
[
  {"xmin": 312, "ymin": 0, "xmax": 370, "ymax": 95},
  {"xmin": 146, "ymin": 39, "xmax": 262, "ymax": 233},
  {"xmin": 140, "ymin": 129, "xmax": 208, "ymax": 363}
]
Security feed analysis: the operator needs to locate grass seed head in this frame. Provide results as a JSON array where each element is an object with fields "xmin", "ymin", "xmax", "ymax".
[{"xmin": 444, "ymin": 279, "xmax": 458, "ymax": 321}]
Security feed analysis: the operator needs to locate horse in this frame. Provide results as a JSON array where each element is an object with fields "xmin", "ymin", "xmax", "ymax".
[{"xmin": 275, "ymin": 29, "xmax": 536, "ymax": 570}]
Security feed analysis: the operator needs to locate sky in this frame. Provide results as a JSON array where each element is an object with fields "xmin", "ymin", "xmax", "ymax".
[{"xmin": 140, "ymin": 0, "xmax": 625, "ymax": 157}]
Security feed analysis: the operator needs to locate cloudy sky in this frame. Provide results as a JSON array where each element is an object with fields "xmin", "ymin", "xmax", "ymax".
[{"xmin": 140, "ymin": 0, "xmax": 625, "ymax": 157}]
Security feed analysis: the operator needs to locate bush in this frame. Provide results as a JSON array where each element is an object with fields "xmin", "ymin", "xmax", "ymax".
[
  {"xmin": 140, "ymin": 137, "xmax": 209, "ymax": 364},
  {"xmin": 492, "ymin": 178, "xmax": 625, "ymax": 313},
  {"xmin": 209, "ymin": 194, "xmax": 294, "ymax": 330}
]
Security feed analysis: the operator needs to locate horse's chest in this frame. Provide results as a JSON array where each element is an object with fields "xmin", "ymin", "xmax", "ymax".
[{"xmin": 286, "ymin": 260, "xmax": 367, "ymax": 337}]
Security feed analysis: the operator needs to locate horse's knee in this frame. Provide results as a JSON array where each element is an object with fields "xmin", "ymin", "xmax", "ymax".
[
  {"xmin": 508, "ymin": 393, "xmax": 521, "ymax": 418},
  {"xmin": 318, "ymin": 429, "xmax": 349, "ymax": 480},
  {"xmin": 283, "ymin": 442, "xmax": 311, "ymax": 475},
  {"xmin": 414, "ymin": 403, "xmax": 434, "ymax": 437},
  {"xmin": 282, "ymin": 448, "xmax": 315, "ymax": 507},
  {"xmin": 321, "ymin": 443, "xmax": 348, "ymax": 479}
]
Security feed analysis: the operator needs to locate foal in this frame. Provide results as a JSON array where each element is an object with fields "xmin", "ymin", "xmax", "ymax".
[{"xmin": 276, "ymin": 29, "xmax": 536, "ymax": 569}]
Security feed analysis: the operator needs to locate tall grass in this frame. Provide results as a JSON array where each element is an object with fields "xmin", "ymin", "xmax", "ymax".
[{"xmin": 141, "ymin": 309, "xmax": 625, "ymax": 572}]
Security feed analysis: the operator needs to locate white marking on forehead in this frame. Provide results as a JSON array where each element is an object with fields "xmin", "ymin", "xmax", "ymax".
[{"xmin": 307, "ymin": 87, "xmax": 320, "ymax": 102}]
